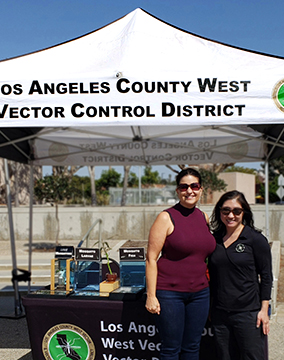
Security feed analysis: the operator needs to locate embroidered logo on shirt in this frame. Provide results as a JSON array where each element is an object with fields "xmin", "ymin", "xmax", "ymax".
[{"xmin": 235, "ymin": 243, "xmax": 245, "ymax": 253}]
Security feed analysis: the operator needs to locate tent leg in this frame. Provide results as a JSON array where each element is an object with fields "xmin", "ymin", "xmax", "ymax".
[
  {"xmin": 138, "ymin": 166, "xmax": 142, "ymax": 205},
  {"xmin": 3, "ymin": 159, "xmax": 23, "ymax": 317},
  {"xmin": 264, "ymin": 160, "xmax": 270, "ymax": 239},
  {"xmin": 28, "ymin": 164, "xmax": 34, "ymax": 293}
]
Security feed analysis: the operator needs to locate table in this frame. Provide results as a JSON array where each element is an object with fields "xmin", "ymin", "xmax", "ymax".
[{"xmin": 23, "ymin": 295, "xmax": 216, "ymax": 360}]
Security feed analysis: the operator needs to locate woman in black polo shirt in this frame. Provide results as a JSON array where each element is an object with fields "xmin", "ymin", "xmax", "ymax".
[{"xmin": 209, "ymin": 190, "xmax": 272, "ymax": 360}]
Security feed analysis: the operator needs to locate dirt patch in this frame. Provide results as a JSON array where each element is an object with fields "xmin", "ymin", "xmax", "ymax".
[{"xmin": 277, "ymin": 254, "xmax": 284, "ymax": 302}]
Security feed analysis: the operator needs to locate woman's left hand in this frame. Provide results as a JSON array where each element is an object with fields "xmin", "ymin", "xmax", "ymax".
[{"xmin": 256, "ymin": 309, "xmax": 270, "ymax": 335}]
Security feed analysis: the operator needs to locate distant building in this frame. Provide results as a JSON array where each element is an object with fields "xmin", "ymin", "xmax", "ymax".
[{"xmin": 211, "ymin": 172, "xmax": 256, "ymax": 205}]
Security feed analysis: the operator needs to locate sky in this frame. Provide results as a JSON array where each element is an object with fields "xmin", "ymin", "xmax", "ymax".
[{"xmin": 1, "ymin": 0, "xmax": 282, "ymax": 178}]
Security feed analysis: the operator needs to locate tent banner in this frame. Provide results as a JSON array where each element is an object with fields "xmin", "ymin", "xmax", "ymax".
[
  {"xmin": 33, "ymin": 135, "xmax": 263, "ymax": 166},
  {"xmin": 0, "ymin": 76, "xmax": 284, "ymax": 127}
]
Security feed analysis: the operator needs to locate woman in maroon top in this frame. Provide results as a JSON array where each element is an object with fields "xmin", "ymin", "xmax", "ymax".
[{"xmin": 145, "ymin": 168, "xmax": 216, "ymax": 360}]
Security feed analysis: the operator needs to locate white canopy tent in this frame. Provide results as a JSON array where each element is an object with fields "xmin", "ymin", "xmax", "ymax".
[
  {"xmin": 1, "ymin": 8, "xmax": 284, "ymax": 315},
  {"xmin": 0, "ymin": 8, "xmax": 284, "ymax": 166}
]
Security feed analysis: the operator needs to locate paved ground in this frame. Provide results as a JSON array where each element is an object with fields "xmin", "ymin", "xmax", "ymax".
[
  {"xmin": 0, "ymin": 300, "xmax": 32, "ymax": 360},
  {"xmin": 0, "ymin": 240, "xmax": 283, "ymax": 359},
  {"xmin": 1, "ymin": 300, "xmax": 283, "ymax": 360}
]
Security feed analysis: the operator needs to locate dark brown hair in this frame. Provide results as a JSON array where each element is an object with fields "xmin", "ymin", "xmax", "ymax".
[
  {"xmin": 210, "ymin": 190, "xmax": 254, "ymax": 235},
  {"xmin": 176, "ymin": 168, "xmax": 202, "ymax": 187}
]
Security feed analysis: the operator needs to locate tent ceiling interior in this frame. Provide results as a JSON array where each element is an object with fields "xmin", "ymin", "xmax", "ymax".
[{"xmin": 0, "ymin": 8, "xmax": 284, "ymax": 166}]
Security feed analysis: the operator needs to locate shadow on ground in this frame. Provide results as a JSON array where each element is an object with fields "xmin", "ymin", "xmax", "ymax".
[
  {"xmin": 0, "ymin": 295, "xmax": 33, "ymax": 360},
  {"xmin": 18, "ymin": 352, "xmax": 33, "ymax": 360}
]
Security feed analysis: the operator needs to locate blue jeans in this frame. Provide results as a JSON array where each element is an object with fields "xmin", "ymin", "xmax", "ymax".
[{"xmin": 155, "ymin": 287, "xmax": 210, "ymax": 360}]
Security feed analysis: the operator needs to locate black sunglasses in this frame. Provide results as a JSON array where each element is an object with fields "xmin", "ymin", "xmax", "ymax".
[
  {"xmin": 220, "ymin": 207, "xmax": 244, "ymax": 216},
  {"xmin": 177, "ymin": 183, "xmax": 201, "ymax": 191}
]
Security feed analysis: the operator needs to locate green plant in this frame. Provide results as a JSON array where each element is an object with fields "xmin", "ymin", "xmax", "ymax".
[
  {"xmin": 101, "ymin": 241, "xmax": 113, "ymax": 274},
  {"xmin": 198, "ymin": 168, "xmax": 227, "ymax": 203},
  {"xmin": 96, "ymin": 169, "xmax": 121, "ymax": 190},
  {"xmin": 259, "ymin": 176, "xmax": 280, "ymax": 203},
  {"xmin": 141, "ymin": 166, "xmax": 161, "ymax": 186}
]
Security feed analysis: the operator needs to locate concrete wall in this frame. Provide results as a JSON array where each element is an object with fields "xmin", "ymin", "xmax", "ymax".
[{"xmin": 0, "ymin": 204, "xmax": 284, "ymax": 246}]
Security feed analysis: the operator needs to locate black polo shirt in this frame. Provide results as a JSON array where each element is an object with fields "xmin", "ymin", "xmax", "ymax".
[{"xmin": 209, "ymin": 225, "xmax": 272, "ymax": 312}]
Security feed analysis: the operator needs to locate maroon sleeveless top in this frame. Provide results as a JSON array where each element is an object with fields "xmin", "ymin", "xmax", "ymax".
[{"xmin": 156, "ymin": 202, "xmax": 216, "ymax": 292}]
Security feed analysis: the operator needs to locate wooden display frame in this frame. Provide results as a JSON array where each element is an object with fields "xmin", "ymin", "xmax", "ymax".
[{"xmin": 50, "ymin": 258, "xmax": 74, "ymax": 292}]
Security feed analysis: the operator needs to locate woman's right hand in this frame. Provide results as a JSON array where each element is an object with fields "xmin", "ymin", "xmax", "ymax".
[{"xmin": 145, "ymin": 295, "xmax": 161, "ymax": 315}]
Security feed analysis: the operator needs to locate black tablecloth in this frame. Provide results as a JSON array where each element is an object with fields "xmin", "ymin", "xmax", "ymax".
[{"xmin": 22, "ymin": 295, "xmax": 216, "ymax": 360}]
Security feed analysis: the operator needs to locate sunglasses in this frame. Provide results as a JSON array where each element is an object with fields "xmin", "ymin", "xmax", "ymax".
[
  {"xmin": 220, "ymin": 207, "xmax": 244, "ymax": 216},
  {"xmin": 177, "ymin": 183, "xmax": 201, "ymax": 191}
]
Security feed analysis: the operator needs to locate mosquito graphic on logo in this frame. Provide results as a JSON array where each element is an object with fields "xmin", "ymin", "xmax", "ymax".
[{"xmin": 56, "ymin": 333, "xmax": 81, "ymax": 360}]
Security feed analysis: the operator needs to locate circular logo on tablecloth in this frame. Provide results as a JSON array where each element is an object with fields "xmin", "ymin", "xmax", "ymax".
[
  {"xmin": 42, "ymin": 323, "xmax": 95, "ymax": 360},
  {"xmin": 272, "ymin": 79, "xmax": 284, "ymax": 113}
]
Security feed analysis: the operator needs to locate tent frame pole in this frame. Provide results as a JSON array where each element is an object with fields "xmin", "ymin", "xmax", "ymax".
[
  {"xmin": 264, "ymin": 160, "xmax": 270, "ymax": 239},
  {"xmin": 263, "ymin": 127, "xmax": 284, "ymax": 240},
  {"xmin": 4, "ymin": 159, "xmax": 23, "ymax": 317},
  {"xmin": 28, "ymin": 163, "xmax": 34, "ymax": 293}
]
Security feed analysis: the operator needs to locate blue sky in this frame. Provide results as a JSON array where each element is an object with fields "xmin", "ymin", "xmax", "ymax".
[
  {"xmin": 1, "ymin": 0, "xmax": 283, "ymax": 60},
  {"xmin": 1, "ymin": 0, "xmax": 280, "ymax": 177}
]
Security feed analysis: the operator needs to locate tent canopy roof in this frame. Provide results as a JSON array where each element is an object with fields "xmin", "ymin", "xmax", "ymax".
[{"xmin": 0, "ymin": 8, "xmax": 284, "ymax": 165}]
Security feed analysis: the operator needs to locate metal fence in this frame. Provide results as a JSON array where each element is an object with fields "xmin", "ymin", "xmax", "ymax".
[{"xmin": 109, "ymin": 186, "xmax": 178, "ymax": 205}]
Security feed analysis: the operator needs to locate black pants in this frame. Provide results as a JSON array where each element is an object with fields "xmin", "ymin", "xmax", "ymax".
[{"xmin": 211, "ymin": 308, "xmax": 266, "ymax": 360}]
